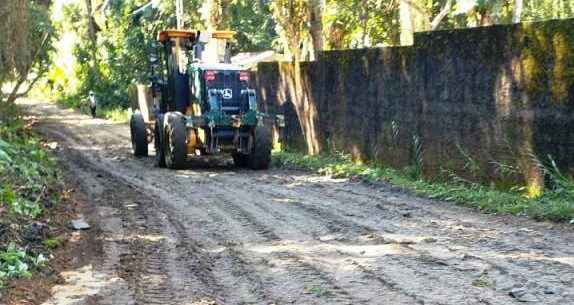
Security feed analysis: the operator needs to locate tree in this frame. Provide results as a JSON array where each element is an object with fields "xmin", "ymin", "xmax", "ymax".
[
  {"xmin": 0, "ymin": 0, "xmax": 30, "ymax": 92},
  {"xmin": 431, "ymin": 0, "xmax": 454, "ymax": 30},
  {"xmin": 5, "ymin": 2, "xmax": 55, "ymax": 105},
  {"xmin": 324, "ymin": 0, "xmax": 399, "ymax": 49},
  {"xmin": 0, "ymin": 0, "xmax": 55, "ymax": 107},
  {"xmin": 202, "ymin": 0, "xmax": 230, "ymax": 30},
  {"xmin": 309, "ymin": 0, "xmax": 324, "ymax": 59},
  {"xmin": 513, "ymin": 0, "xmax": 523, "ymax": 23},
  {"xmin": 400, "ymin": 0, "xmax": 414, "ymax": 45},
  {"xmin": 270, "ymin": 0, "xmax": 308, "ymax": 62},
  {"xmin": 225, "ymin": 0, "xmax": 277, "ymax": 53}
]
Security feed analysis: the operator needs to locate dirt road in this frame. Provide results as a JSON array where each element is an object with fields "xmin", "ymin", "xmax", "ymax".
[{"xmin": 24, "ymin": 101, "xmax": 574, "ymax": 305}]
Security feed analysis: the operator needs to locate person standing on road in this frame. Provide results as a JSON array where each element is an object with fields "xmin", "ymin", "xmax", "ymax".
[{"xmin": 88, "ymin": 91, "xmax": 97, "ymax": 118}]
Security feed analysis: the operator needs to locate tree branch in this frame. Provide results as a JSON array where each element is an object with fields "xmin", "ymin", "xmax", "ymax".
[
  {"xmin": 431, "ymin": 0, "xmax": 453, "ymax": 30},
  {"xmin": 5, "ymin": 32, "xmax": 50, "ymax": 105}
]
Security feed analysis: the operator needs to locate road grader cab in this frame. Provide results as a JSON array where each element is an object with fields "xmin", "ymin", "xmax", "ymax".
[{"xmin": 129, "ymin": 29, "xmax": 282, "ymax": 170}]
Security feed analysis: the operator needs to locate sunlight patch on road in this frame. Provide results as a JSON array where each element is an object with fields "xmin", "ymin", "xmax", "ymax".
[
  {"xmin": 103, "ymin": 233, "xmax": 168, "ymax": 243},
  {"xmin": 41, "ymin": 265, "xmax": 131, "ymax": 305}
]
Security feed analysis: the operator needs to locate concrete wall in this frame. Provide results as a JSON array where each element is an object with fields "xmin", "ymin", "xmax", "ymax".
[{"xmin": 256, "ymin": 18, "xmax": 574, "ymax": 190}]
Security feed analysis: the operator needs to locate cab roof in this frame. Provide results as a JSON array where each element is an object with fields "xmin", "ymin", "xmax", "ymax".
[{"xmin": 158, "ymin": 30, "xmax": 197, "ymax": 43}]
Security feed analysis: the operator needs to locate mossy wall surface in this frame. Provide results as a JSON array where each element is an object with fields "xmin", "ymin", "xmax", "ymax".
[{"xmin": 256, "ymin": 18, "xmax": 574, "ymax": 185}]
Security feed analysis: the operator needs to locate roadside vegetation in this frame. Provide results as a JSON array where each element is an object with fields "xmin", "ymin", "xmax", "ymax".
[
  {"xmin": 0, "ymin": 113, "xmax": 65, "ymax": 288},
  {"xmin": 0, "ymin": 0, "xmax": 66, "ymax": 291},
  {"xmin": 51, "ymin": 94, "xmax": 129, "ymax": 123},
  {"xmin": 273, "ymin": 150, "xmax": 574, "ymax": 224}
]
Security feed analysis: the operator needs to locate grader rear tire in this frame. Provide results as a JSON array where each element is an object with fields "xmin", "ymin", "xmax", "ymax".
[
  {"xmin": 163, "ymin": 112, "xmax": 187, "ymax": 169},
  {"xmin": 247, "ymin": 124, "xmax": 272, "ymax": 170},
  {"xmin": 130, "ymin": 111, "xmax": 148, "ymax": 157}
]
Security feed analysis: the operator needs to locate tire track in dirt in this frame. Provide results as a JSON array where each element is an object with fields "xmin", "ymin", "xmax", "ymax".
[
  {"xmin": 40, "ymin": 119, "xmax": 414, "ymax": 304},
  {"xmin": 37, "ymin": 122, "xmax": 520, "ymax": 304},
  {"xmin": 38, "ymin": 129, "xmax": 538, "ymax": 304},
  {"xmin": 234, "ymin": 174, "xmax": 574, "ymax": 303},
  {"xmin": 40, "ymin": 127, "xmax": 227, "ymax": 304},
  {"xmin": 26, "ymin": 101, "xmax": 574, "ymax": 305},
  {"xmin": 204, "ymin": 179, "xmax": 511, "ymax": 304}
]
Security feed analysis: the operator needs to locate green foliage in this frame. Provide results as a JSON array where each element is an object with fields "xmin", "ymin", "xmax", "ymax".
[
  {"xmin": 44, "ymin": 0, "xmax": 276, "ymax": 112},
  {"xmin": 324, "ymin": 0, "xmax": 399, "ymax": 48},
  {"xmin": 273, "ymin": 150, "xmax": 574, "ymax": 223},
  {"xmin": 0, "ymin": 119, "xmax": 60, "ymax": 218},
  {"xmin": 522, "ymin": 0, "xmax": 574, "ymax": 21},
  {"xmin": 40, "ymin": 0, "xmax": 574, "ymax": 112},
  {"xmin": 97, "ymin": 106, "xmax": 130, "ymax": 123},
  {"xmin": 1, "ymin": 184, "xmax": 43, "ymax": 218},
  {"xmin": 0, "ymin": 243, "xmax": 47, "ymax": 287},
  {"xmin": 0, "ymin": 0, "xmax": 55, "ymax": 105},
  {"xmin": 225, "ymin": 0, "xmax": 277, "ymax": 53},
  {"xmin": 0, "ymin": 115, "xmax": 61, "ymax": 288},
  {"xmin": 42, "ymin": 236, "xmax": 65, "ymax": 249}
]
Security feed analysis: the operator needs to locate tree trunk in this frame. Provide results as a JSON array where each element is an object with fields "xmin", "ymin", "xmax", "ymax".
[
  {"xmin": 85, "ymin": 0, "xmax": 96, "ymax": 45},
  {"xmin": 5, "ymin": 33, "xmax": 50, "ymax": 105},
  {"xmin": 202, "ymin": 0, "xmax": 231, "ymax": 30},
  {"xmin": 308, "ymin": 0, "xmax": 324, "ymax": 59},
  {"xmin": 513, "ymin": 0, "xmax": 523, "ymax": 23},
  {"xmin": 360, "ymin": 0, "xmax": 369, "ymax": 47},
  {"xmin": 84, "ymin": 0, "xmax": 100, "ymax": 83},
  {"xmin": 399, "ymin": 0, "xmax": 414, "ymax": 46}
]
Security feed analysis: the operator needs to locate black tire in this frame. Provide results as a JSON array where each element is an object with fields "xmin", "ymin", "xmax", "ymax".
[
  {"xmin": 154, "ymin": 114, "xmax": 166, "ymax": 168},
  {"xmin": 232, "ymin": 153, "xmax": 249, "ymax": 167},
  {"xmin": 163, "ymin": 112, "xmax": 187, "ymax": 169},
  {"xmin": 247, "ymin": 124, "xmax": 272, "ymax": 170},
  {"xmin": 130, "ymin": 112, "xmax": 148, "ymax": 157}
]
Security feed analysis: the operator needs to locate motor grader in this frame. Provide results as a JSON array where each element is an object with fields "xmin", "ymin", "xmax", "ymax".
[{"xmin": 129, "ymin": 29, "xmax": 281, "ymax": 170}]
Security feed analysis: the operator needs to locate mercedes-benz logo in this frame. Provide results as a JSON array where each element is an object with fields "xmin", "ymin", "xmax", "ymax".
[{"xmin": 222, "ymin": 89, "xmax": 233, "ymax": 99}]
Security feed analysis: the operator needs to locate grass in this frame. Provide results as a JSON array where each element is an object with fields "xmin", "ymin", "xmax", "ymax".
[
  {"xmin": 97, "ymin": 106, "xmax": 129, "ymax": 123},
  {"xmin": 272, "ymin": 150, "xmax": 574, "ymax": 224},
  {"xmin": 42, "ymin": 236, "xmax": 65, "ymax": 249}
]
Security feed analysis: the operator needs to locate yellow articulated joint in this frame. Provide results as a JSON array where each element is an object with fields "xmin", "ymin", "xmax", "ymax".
[
  {"xmin": 231, "ymin": 115, "xmax": 242, "ymax": 128},
  {"xmin": 187, "ymin": 129, "xmax": 199, "ymax": 155}
]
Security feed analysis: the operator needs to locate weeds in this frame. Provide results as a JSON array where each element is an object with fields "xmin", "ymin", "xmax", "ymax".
[
  {"xmin": 456, "ymin": 143, "xmax": 481, "ymax": 178},
  {"xmin": 97, "ymin": 106, "xmax": 129, "ymax": 123},
  {"xmin": 0, "ymin": 115, "xmax": 62, "ymax": 288},
  {"xmin": 0, "ymin": 121, "xmax": 60, "ymax": 218},
  {"xmin": 0, "ymin": 243, "xmax": 47, "ymax": 287},
  {"xmin": 273, "ymin": 150, "xmax": 574, "ymax": 223},
  {"xmin": 406, "ymin": 135, "xmax": 423, "ymax": 180},
  {"xmin": 42, "ymin": 236, "xmax": 65, "ymax": 249}
]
